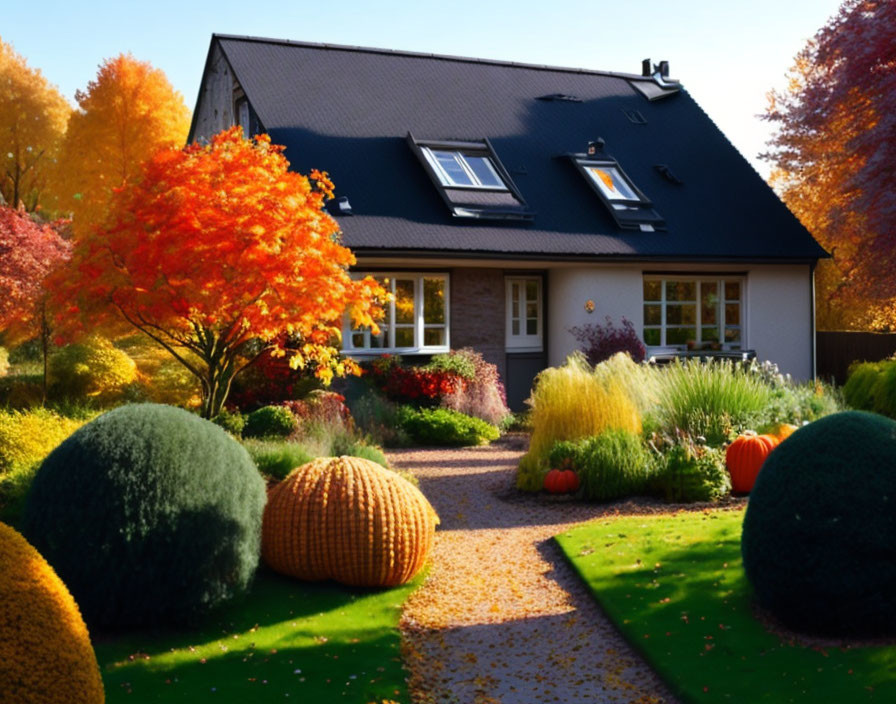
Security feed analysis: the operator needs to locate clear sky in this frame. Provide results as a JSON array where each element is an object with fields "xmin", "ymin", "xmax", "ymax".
[{"xmin": 4, "ymin": 0, "xmax": 843, "ymax": 177}]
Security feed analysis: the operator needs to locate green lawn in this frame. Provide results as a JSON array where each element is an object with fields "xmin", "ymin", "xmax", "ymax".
[
  {"xmin": 556, "ymin": 509, "xmax": 896, "ymax": 703},
  {"xmin": 95, "ymin": 568, "xmax": 421, "ymax": 703}
]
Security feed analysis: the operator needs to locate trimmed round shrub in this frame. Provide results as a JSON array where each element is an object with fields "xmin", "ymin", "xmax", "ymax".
[
  {"xmin": 243, "ymin": 404, "xmax": 299, "ymax": 439},
  {"xmin": 23, "ymin": 404, "xmax": 267, "ymax": 628},
  {"xmin": 48, "ymin": 336, "xmax": 137, "ymax": 401},
  {"xmin": 212, "ymin": 408, "xmax": 246, "ymax": 437},
  {"xmin": 0, "ymin": 522, "xmax": 104, "ymax": 703},
  {"xmin": 262, "ymin": 456, "xmax": 438, "ymax": 586},
  {"xmin": 398, "ymin": 406, "xmax": 500, "ymax": 446},
  {"xmin": 742, "ymin": 411, "xmax": 896, "ymax": 636}
]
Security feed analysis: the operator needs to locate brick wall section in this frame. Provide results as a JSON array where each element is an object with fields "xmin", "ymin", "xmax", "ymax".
[{"xmin": 450, "ymin": 268, "xmax": 506, "ymax": 381}]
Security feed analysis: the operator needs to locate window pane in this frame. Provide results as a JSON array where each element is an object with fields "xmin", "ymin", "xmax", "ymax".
[
  {"xmin": 644, "ymin": 328, "xmax": 661, "ymax": 346},
  {"xmin": 370, "ymin": 327, "xmax": 388, "ymax": 348},
  {"xmin": 666, "ymin": 281, "xmax": 696, "ymax": 301},
  {"xmin": 701, "ymin": 284, "xmax": 719, "ymax": 324},
  {"xmin": 351, "ymin": 332, "xmax": 366, "ymax": 348},
  {"xmin": 701, "ymin": 327, "xmax": 720, "ymax": 343},
  {"xmin": 725, "ymin": 303, "xmax": 740, "ymax": 325},
  {"xmin": 725, "ymin": 281, "xmax": 741, "ymax": 301},
  {"xmin": 526, "ymin": 319, "xmax": 537, "ymax": 335},
  {"xmin": 644, "ymin": 304, "xmax": 661, "ymax": 325},
  {"xmin": 512, "ymin": 283, "xmax": 520, "ymax": 304},
  {"xmin": 423, "ymin": 278, "xmax": 445, "ymax": 324},
  {"xmin": 512, "ymin": 319, "xmax": 520, "ymax": 335},
  {"xmin": 525, "ymin": 280, "xmax": 538, "ymax": 301},
  {"xmin": 465, "ymin": 155, "xmax": 504, "ymax": 188},
  {"xmin": 424, "ymin": 328, "xmax": 446, "ymax": 347},
  {"xmin": 526, "ymin": 302, "xmax": 538, "ymax": 320},
  {"xmin": 586, "ymin": 165, "xmax": 639, "ymax": 201},
  {"xmin": 666, "ymin": 327, "xmax": 695, "ymax": 345},
  {"xmin": 395, "ymin": 327, "xmax": 414, "ymax": 348},
  {"xmin": 701, "ymin": 282, "xmax": 719, "ymax": 324},
  {"xmin": 666, "ymin": 304, "xmax": 696, "ymax": 325},
  {"xmin": 643, "ymin": 280, "xmax": 661, "ymax": 301},
  {"xmin": 725, "ymin": 327, "xmax": 741, "ymax": 343},
  {"xmin": 394, "ymin": 280, "xmax": 415, "ymax": 324},
  {"xmin": 432, "ymin": 150, "xmax": 474, "ymax": 186}
]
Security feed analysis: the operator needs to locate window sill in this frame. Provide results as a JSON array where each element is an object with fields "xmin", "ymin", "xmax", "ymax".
[{"xmin": 341, "ymin": 346, "xmax": 451, "ymax": 357}]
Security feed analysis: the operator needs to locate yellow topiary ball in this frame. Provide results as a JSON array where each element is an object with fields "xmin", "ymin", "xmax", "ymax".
[
  {"xmin": 262, "ymin": 456, "xmax": 438, "ymax": 587},
  {"xmin": 0, "ymin": 522, "xmax": 104, "ymax": 703}
]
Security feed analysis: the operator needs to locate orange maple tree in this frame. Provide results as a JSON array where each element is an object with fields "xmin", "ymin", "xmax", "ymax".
[
  {"xmin": 53, "ymin": 53, "xmax": 190, "ymax": 238},
  {"xmin": 52, "ymin": 127, "xmax": 384, "ymax": 418},
  {"xmin": 0, "ymin": 37, "xmax": 71, "ymax": 212}
]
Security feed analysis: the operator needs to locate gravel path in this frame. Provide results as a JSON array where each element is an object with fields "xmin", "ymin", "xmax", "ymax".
[{"xmin": 389, "ymin": 435, "xmax": 678, "ymax": 704}]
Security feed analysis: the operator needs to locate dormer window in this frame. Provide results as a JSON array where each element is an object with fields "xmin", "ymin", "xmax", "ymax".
[
  {"xmin": 569, "ymin": 145, "xmax": 665, "ymax": 231},
  {"xmin": 408, "ymin": 133, "xmax": 534, "ymax": 221}
]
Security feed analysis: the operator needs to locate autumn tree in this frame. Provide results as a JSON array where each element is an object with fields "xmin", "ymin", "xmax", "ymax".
[
  {"xmin": 762, "ymin": 0, "xmax": 896, "ymax": 330},
  {"xmin": 53, "ymin": 53, "xmax": 190, "ymax": 238},
  {"xmin": 0, "ymin": 37, "xmax": 71, "ymax": 212},
  {"xmin": 0, "ymin": 205, "xmax": 72, "ymax": 400},
  {"xmin": 52, "ymin": 128, "xmax": 384, "ymax": 418}
]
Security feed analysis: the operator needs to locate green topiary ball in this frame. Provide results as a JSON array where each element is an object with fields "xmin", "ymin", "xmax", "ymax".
[
  {"xmin": 23, "ymin": 403, "xmax": 266, "ymax": 629},
  {"xmin": 243, "ymin": 405, "xmax": 299, "ymax": 439},
  {"xmin": 741, "ymin": 411, "xmax": 896, "ymax": 636}
]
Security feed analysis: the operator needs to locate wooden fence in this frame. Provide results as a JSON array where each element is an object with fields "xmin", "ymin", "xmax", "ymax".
[{"xmin": 816, "ymin": 331, "xmax": 896, "ymax": 385}]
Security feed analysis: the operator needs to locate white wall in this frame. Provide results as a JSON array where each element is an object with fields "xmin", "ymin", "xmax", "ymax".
[
  {"xmin": 547, "ymin": 266, "xmax": 644, "ymax": 367},
  {"xmin": 746, "ymin": 265, "xmax": 813, "ymax": 380},
  {"xmin": 548, "ymin": 264, "xmax": 814, "ymax": 380}
]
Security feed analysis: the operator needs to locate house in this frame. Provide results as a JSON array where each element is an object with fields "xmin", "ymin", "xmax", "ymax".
[{"xmin": 189, "ymin": 35, "xmax": 827, "ymax": 410}]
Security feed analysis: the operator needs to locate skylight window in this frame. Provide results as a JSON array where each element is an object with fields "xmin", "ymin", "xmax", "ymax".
[
  {"xmin": 568, "ymin": 144, "xmax": 666, "ymax": 231},
  {"xmin": 407, "ymin": 133, "xmax": 533, "ymax": 221},
  {"xmin": 422, "ymin": 148, "xmax": 506, "ymax": 189},
  {"xmin": 584, "ymin": 164, "xmax": 640, "ymax": 203}
]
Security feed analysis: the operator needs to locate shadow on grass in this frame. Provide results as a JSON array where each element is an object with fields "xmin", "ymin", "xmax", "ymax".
[
  {"xmin": 95, "ymin": 567, "xmax": 420, "ymax": 703},
  {"xmin": 556, "ymin": 511, "xmax": 896, "ymax": 703}
]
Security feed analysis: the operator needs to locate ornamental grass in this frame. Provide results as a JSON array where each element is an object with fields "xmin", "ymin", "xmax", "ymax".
[
  {"xmin": 655, "ymin": 358, "xmax": 771, "ymax": 440},
  {"xmin": 0, "ymin": 522, "xmax": 104, "ymax": 704},
  {"xmin": 517, "ymin": 353, "xmax": 641, "ymax": 491}
]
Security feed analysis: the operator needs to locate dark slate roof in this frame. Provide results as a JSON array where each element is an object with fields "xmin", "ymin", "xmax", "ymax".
[{"xmin": 203, "ymin": 35, "xmax": 826, "ymax": 262}]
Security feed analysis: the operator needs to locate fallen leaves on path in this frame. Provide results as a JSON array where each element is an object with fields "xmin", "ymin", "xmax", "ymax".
[{"xmin": 390, "ymin": 438, "xmax": 678, "ymax": 704}]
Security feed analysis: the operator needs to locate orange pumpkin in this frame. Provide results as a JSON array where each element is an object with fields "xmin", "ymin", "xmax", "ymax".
[
  {"xmin": 770, "ymin": 423, "xmax": 799, "ymax": 442},
  {"xmin": 726, "ymin": 432, "xmax": 779, "ymax": 494},
  {"xmin": 544, "ymin": 468, "xmax": 580, "ymax": 494}
]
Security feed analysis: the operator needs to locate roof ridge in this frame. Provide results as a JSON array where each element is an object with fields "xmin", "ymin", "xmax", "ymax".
[{"xmin": 212, "ymin": 33, "xmax": 658, "ymax": 82}]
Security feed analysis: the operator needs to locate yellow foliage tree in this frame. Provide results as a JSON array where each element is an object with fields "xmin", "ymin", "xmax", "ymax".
[
  {"xmin": 0, "ymin": 37, "xmax": 71, "ymax": 212},
  {"xmin": 53, "ymin": 53, "xmax": 190, "ymax": 238}
]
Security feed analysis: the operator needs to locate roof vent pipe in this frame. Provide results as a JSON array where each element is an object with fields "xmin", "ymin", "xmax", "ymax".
[
  {"xmin": 642, "ymin": 58, "xmax": 652, "ymax": 77},
  {"xmin": 658, "ymin": 60, "xmax": 670, "ymax": 78}
]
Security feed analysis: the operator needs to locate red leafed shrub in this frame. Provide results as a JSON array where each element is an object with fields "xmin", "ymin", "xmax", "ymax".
[
  {"xmin": 280, "ymin": 390, "xmax": 352, "ymax": 429},
  {"xmin": 366, "ymin": 356, "xmax": 463, "ymax": 405},
  {"xmin": 228, "ymin": 348, "xmax": 314, "ymax": 411},
  {"xmin": 570, "ymin": 316, "xmax": 646, "ymax": 366},
  {"xmin": 438, "ymin": 348, "xmax": 510, "ymax": 426}
]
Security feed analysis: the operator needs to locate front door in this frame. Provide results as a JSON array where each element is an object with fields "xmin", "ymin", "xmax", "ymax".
[{"xmin": 504, "ymin": 275, "xmax": 546, "ymax": 411}]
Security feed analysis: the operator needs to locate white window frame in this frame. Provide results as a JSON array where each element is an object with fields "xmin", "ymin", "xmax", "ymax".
[
  {"xmin": 421, "ymin": 147, "xmax": 509, "ymax": 191},
  {"xmin": 642, "ymin": 275, "xmax": 746, "ymax": 351},
  {"xmin": 505, "ymin": 276, "xmax": 543, "ymax": 352},
  {"xmin": 342, "ymin": 273, "xmax": 450, "ymax": 355}
]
